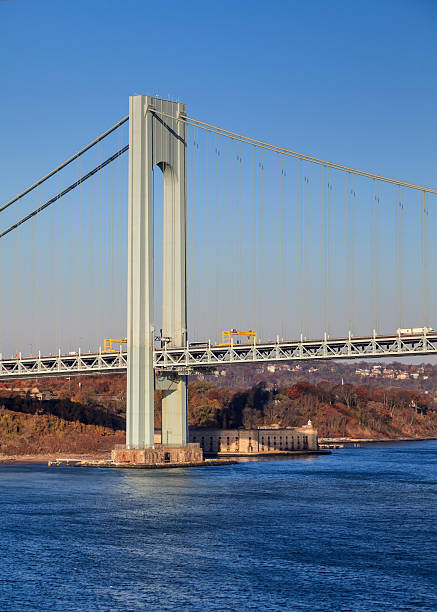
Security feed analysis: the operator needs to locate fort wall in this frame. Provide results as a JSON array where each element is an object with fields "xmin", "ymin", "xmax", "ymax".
[{"xmin": 154, "ymin": 423, "xmax": 318, "ymax": 455}]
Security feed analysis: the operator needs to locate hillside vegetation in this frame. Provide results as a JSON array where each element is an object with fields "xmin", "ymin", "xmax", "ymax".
[
  {"xmin": 0, "ymin": 406, "xmax": 124, "ymax": 455},
  {"xmin": 187, "ymin": 380, "xmax": 437, "ymax": 439},
  {"xmin": 1, "ymin": 368, "xmax": 437, "ymax": 455}
]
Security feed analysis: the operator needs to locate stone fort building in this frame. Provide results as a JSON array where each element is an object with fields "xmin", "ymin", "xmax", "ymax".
[{"xmin": 187, "ymin": 422, "xmax": 318, "ymax": 455}]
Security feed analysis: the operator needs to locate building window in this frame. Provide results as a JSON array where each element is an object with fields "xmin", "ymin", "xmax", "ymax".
[
  {"xmin": 201, "ymin": 436, "xmax": 205, "ymax": 449},
  {"xmin": 297, "ymin": 436, "xmax": 300, "ymax": 450},
  {"xmin": 248, "ymin": 436, "xmax": 252, "ymax": 452},
  {"xmin": 209, "ymin": 437, "xmax": 213, "ymax": 451}
]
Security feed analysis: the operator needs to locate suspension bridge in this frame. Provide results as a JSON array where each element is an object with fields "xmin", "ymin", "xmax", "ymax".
[{"xmin": 1, "ymin": 95, "xmax": 437, "ymax": 450}]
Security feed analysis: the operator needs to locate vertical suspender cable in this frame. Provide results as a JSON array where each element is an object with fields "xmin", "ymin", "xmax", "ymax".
[
  {"xmin": 233, "ymin": 143, "xmax": 238, "ymax": 330},
  {"xmin": 78, "ymin": 153, "xmax": 83, "ymax": 348},
  {"xmin": 233, "ymin": 143, "xmax": 237, "ymax": 330},
  {"xmin": 395, "ymin": 185, "xmax": 398, "ymax": 330},
  {"xmin": 94, "ymin": 143, "xmax": 99, "ymax": 350},
  {"xmin": 327, "ymin": 167, "xmax": 332, "ymax": 337},
  {"xmin": 255, "ymin": 149, "xmax": 259, "ymax": 336},
  {"xmin": 75, "ymin": 156, "xmax": 79, "ymax": 350},
  {"xmin": 214, "ymin": 134, "xmax": 219, "ymax": 336},
  {"xmin": 375, "ymin": 183, "xmax": 382, "ymax": 331},
  {"xmin": 195, "ymin": 125, "xmax": 199, "ymax": 341},
  {"xmin": 109, "ymin": 136, "xmax": 113, "ymax": 340},
  {"xmin": 191, "ymin": 126, "xmax": 196, "ymax": 340},
  {"xmin": 374, "ymin": 182, "xmax": 380, "ymax": 333},
  {"xmin": 251, "ymin": 145, "xmax": 257, "ymax": 333},
  {"xmin": 281, "ymin": 156, "xmax": 286, "ymax": 339},
  {"xmin": 238, "ymin": 142, "xmax": 243, "ymax": 331},
  {"xmin": 70, "ymin": 161, "xmax": 75, "ymax": 350},
  {"xmin": 56, "ymin": 169, "xmax": 60, "ymax": 351},
  {"xmin": 423, "ymin": 190, "xmax": 428, "ymax": 327},
  {"xmin": 371, "ymin": 179, "xmax": 374, "ymax": 332},
  {"xmin": 196, "ymin": 126, "xmax": 200, "ymax": 340},
  {"xmin": 193, "ymin": 125, "xmax": 196, "ymax": 340},
  {"xmin": 234, "ymin": 144, "xmax": 238, "ymax": 330},
  {"xmin": 115, "ymin": 125, "xmax": 119, "ymax": 337},
  {"xmin": 206, "ymin": 131, "xmax": 211, "ymax": 338},
  {"xmin": 69, "ymin": 161, "xmax": 73, "ymax": 350},
  {"xmin": 346, "ymin": 172, "xmax": 351, "ymax": 333},
  {"xmin": 304, "ymin": 162, "xmax": 309, "ymax": 338},
  {"xmin": 228, "ymin": 137, "xmax": 233, "ymax": 333},
  {"xmin": 396, "ymin": 185, "xmax": 403, "ymax": 330},
  {"xmin": 350, "ymin": 176, "xmax": 356, "ymax": 331},
  {"xmin": 327, "ymin": 165, "xmax": 330, "ymax": 335},
  {"xmin": 322, "ymin": 165, "xmax": 327, "ymax": 334},
  {"xmin": 400, "ymin": 186, "xmax": 404, "ymax": 330},
  {"xmin": 274, "ymin": 152, "xmax": 278, "ymax": 334},
  {"xmin": 13, "ymin": 214, "xmax": 17, "ymax": 356},
  {"xmin": 15, "ymin": 216, "xmax": 18, "ymax": 355},
  {"xmin": 37, "ymin": 185, "xmax": 41, "ymax": 353},
  {"xmin": 34, "ymin": 186, "xmax": 39, "ymax": 354},
  {"xmin": 230, "ymin": 138, "xmax": 235, "ymax": 331},
  {"xmin": 259, "ymin": 149, "xmax": 265, "ymax": 338},
  {"xmin": 89, "ymin": 156, "xmax": 94, "ymax": 353},
  {"xmin": 118, "ymin": 124, "xmax": 123, "ymax": 337},
  {"xmin": 99, "ymin": 140, "xmax": 103, "ymax": 350},
  {"xmin": 32, "ymin": 187, "xmax": 36, "ymax": 355},
  {"xmin": 298, "ymin": 159, "xmax": 303, "ymax": 337}
]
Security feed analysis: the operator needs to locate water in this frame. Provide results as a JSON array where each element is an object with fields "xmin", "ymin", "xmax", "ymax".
[{"xmin": 1, "ymin": 442, "xmax": 436, "ymax": 611}]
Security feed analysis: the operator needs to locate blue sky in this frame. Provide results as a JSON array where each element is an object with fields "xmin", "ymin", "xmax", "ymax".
[
  {"xmin": 0, "ymin": 0, "xmax": 437, "ymax": 354},
  {"xmin": 1, "ymin": 0, "xmax": 436, "ymax": 192}
]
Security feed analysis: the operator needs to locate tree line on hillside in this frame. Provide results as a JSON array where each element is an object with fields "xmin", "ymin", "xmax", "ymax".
[
  {"xmin": 0, "ymin": 396, "xmax": 125, "ymax": 430},
  {"xmin": 183, "ymin": 380, "xmax": 437, "ymax": 438},
  {"xmin": 2, "ymin": 377, "xmax": 437, "ymax": 440},
  {"xmin": 198, "ymin": 361, "xmax": 437, "ymax": 395}
]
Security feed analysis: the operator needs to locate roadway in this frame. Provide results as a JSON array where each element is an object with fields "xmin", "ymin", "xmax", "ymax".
[{"xmin": 1, "ymin": 331, "xmax": 437, "ymax": 380}]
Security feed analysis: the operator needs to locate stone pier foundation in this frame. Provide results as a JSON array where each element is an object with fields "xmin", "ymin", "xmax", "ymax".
[{"xmin": 112, "ymin": 444, "xmax": 203, "ymax": 466}]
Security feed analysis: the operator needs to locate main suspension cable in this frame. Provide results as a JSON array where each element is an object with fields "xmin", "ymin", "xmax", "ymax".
[
  {"xmin": 0, "ymin": 145, "xmax": 128, "ymax": 239},
  {"xmin": 182, "ymin": 115, "xmax": 437, "ymax": 195},
  {"xmin": 0, "ymin": 116, "xmax": 129, "ymax": 214}
]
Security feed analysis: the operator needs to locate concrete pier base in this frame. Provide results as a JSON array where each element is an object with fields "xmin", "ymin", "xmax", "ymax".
[{"xmin": 112, "ymin": 444, "xmax": 203, "ymax": 466}]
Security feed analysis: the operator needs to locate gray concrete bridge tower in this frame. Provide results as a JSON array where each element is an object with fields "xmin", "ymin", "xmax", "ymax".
[{"xmin": 126, "ymin": 95, "xmax": 188, "ymax": 449}]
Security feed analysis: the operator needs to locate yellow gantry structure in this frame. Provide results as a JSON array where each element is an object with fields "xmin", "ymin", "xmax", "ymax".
[
  {"xmin": 103, "ymin": 329, "xmax": 257, "ymax": 352},
  {"xmin": 218, "ymin": 329, "xmax": 257, "ymax": 346},
  {"xmin": 103, "ymin": 338, "xmax": 127, "ymax": 353}
]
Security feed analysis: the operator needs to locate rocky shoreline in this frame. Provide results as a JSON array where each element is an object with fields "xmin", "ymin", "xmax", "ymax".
[
  {"xmin": 321, "ymin": 436, "xmax": 437, "ymax": 444},
  {"xmin": 0, "ymin": 452, "xmax": 112, "ymax": 465},
  {"xmin": 2, "ymin": 437, "xmax": 436, "ymax": 465}
]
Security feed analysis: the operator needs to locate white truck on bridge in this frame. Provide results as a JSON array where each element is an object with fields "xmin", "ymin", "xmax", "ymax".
[{"xmin": 397, "ymin": 327, "xmax": 433, "ymax": 335}]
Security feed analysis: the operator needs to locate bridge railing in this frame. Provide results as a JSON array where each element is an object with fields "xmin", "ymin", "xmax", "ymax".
[{"xmin": 0, "ymin": 331, "xmax": 436, "ymax": 380}]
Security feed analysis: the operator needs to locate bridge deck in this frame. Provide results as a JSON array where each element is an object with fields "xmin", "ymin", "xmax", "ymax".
[{"xmin": 1, "ymin": 333, "xmax": 437, "ymax": 380}]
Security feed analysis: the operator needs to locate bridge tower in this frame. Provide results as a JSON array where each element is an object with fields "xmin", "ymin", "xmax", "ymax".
[{"xmin": 126, "ymin": 95, "xmax": 188, "ymax": 450}]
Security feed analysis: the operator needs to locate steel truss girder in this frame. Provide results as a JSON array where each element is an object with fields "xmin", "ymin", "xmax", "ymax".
[
  {"xmin": 153, "ymin": 333, "xmax": 437, "ymax": 370},
  {"xmin": 0, "ymin": 333, "xmax": 436, "ymax": 380},
  {"xmin": 0, "ymin": 353, "xmax": 127, "ymax": 380}
]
